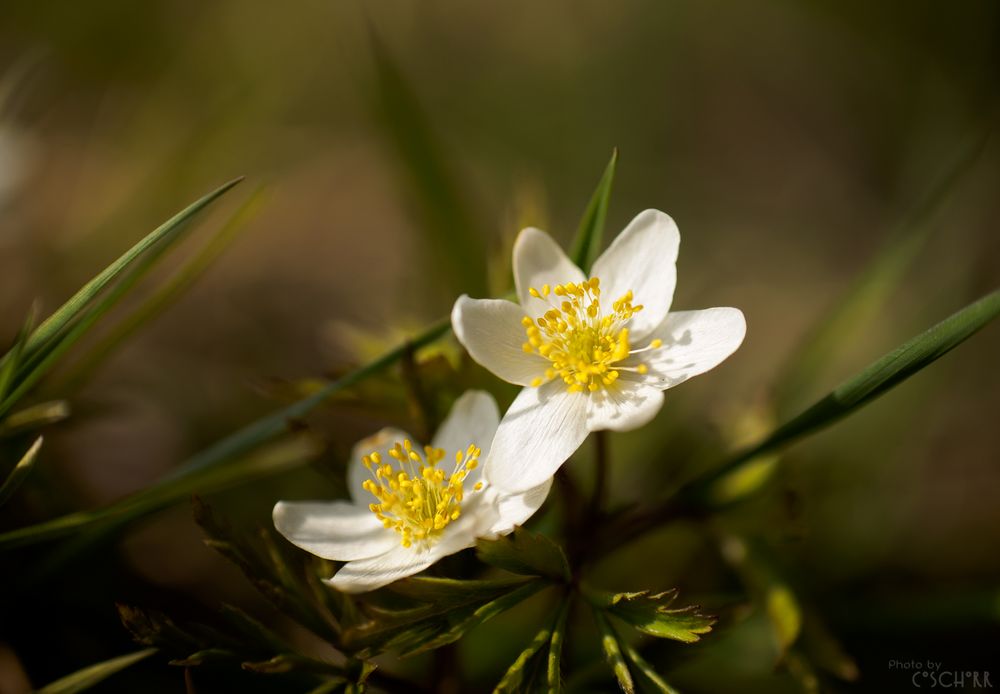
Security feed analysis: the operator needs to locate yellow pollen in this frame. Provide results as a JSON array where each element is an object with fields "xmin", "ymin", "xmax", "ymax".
[
  {"xmin": 363, "ymin": 439, "xmax": 483, "ymax": 548},
  {"xmin": 522, "ymin": 277, "xmax": 664, "ymax": 393}
]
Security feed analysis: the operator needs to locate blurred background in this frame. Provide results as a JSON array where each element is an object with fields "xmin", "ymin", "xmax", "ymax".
[{"xmin": 0, "ymin": 1, "xmax": 998, "ymax": 692}]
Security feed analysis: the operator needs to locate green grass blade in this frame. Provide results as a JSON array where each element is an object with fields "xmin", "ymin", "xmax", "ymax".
[
  {"xmin": 36, "ymin": 648, "xmax": 157, "ymax": 694},
  {"xmin": 620, "ymin": 639, "xmax": 680, "ymax": 694},
  {"xmin": 592, "ymin": 608, "xmax": 635, "ymax": 693},
  {"xmin": 56, "ymin": 186, "xmax": 267, "ymax": 393},
  {"xmin": 775, "ymin": 135, "xmax": 988, "ymax": 413},
  {"xmin": 547, "ymin": 594, "xmax": 572, "ymax": 693},
  {"xmin": 0, "ymin": 182, "xmax": 247, "ymax": 419},
  {"xmin": 0, "ymin": 318, "xmax": 451, "ymax": 550},
  {"xmin": 25, "ymin": 178, "xmax": 242, "ymax": 357},
  {"xmin": 691, "ymin": 288, "xmax": 1000, "ymax": 497},
  {"xmin": 0, "ymin": 303, "xmax": 36, "ymax": 405},
  {"xmin": 368, "ymin": 33, "xmax": 486, "ymax": 295},
  {"xmin": 0, "ymin": 401, "xmax": 69, "ymax": 438},
  {"xmin": 569, "ymin": 149, "xmax": 618, "ymax": 273},
  {"xmin": 0, "ymin": 436, "xmax": 42, "ymax": 507}
]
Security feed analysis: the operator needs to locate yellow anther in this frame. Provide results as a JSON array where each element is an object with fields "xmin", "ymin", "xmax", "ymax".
[{"xmin": 650, "ymin": 338, "xmax": 663, "ymax": 348}]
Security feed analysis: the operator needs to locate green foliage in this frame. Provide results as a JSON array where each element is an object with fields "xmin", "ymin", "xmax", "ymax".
[
  {"xmin": 592, "ymin": 609, "xmax": 635, "ymax": 694},
  {"xmin": 0, "ymin": 436, "xmax": 42, "ymax": 507},
  {"xmin": 569, "ymin": 149, "xmax": 618, "ymax": 273},
  {"xmin": 35, "ymin": 648, "xmax": 158, "ymax": 694},
  {"xmin": 494, "ymin": 594, "xmax": 571, "ymax": 693},
  {"xmin": 587, "ymin": 588, "xmax": 715, "ymax": 643},
  {"xmin": 477, "ymin": 526, "xmax": 571, "ymax": 581},
  {"xmin": 619, "ymin": 640, "xmax": 681, "ymax": 694}
]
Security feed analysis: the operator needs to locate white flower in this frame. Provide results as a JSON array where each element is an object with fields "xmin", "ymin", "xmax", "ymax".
[
  {"xmin": 273, "ymin": 391, "xmax": 552, "ymax": 593},
  {"xmin": 452, "ymin": 209, "xmax": 746, "ymax": 494}
]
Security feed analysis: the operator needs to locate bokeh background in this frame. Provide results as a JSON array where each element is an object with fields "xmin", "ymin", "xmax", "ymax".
[{"xmin": 1, "ymin": 1, "xmax": 998, "ymax": 692}]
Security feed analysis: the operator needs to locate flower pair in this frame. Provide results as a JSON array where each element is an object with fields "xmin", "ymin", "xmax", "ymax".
[{"xmin": 275, "ymin": 210, "xmax": 746, "ymax": 592}]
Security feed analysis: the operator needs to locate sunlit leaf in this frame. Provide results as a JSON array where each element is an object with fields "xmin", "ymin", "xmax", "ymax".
[
  {"xmin": 0, "ymin": 400, "xmax": 70, "ymax": 438},
  {"xmin": 691, "ymin": 289, "xmax": 1000, "ymax": 496},
  {"xmin": 0, "ymin": 303, "xmax": 36, "ymax": 405},
  {"xmin": 35, "ymin": 648, "xmax": 157, "ymax": 694},
  {"xmin": 547, "ymin": 595, "xmax": 572, "ymax": 693},
  {"xmin": 587, "ymin": 588, "xmax": 715, "ymax": 643},
  {"xmin": 477, "ymin": 526, "xmax": 571, "ymax": 581},
  {"xmin": 620, "ymin": 639, "xmax": 681, "ymax": 694},
  {"xmin": 494, "ymin": 618, "xmax": 554, "ymax": 693},
  {"xmin": 25, "ymin": 178, "xmax": 242, "ymax": 357},
  {"xmin": 592, "ymin": 609, "xmax": 635, "ymax": 694},
  {"xmin": 569, "ymin": 149, "xmax": 618, "ymax": 273},
  {"xmin": 0, "ymin": 436, "xmax": 42, "ymax": 507}
]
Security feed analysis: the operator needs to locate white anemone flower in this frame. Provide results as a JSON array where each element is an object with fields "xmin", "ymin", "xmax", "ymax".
[
  {"xmin": 452, "ymin": 210, "xmax": 746, "ymax": 494},
  {"xmin": 273, "ymin": 391, "xmax": 552, "ymax": 593}
]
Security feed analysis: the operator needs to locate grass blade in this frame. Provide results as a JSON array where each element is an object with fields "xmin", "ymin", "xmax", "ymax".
[
  {"xmin": 57, "ymin": 186, "xmax": 267, "ymax": 392},
  {"xmin": 620, "ymin": 639, "xmax": 681, "ymax": 694},
  {"xmin": 25, "ymin": 178, "xmax": 242, "ymax": 357},
  {"xmin": 776, "ymin": 135, "xmax": 989, "ymax": 413},
  {"xmin": 569, "ymin": 149, "xmax": 618, "ymax": 273},
  {"xmin": 547, "ymin": 593, "xmax": 572, "ymax": 693},
  {"xmin": 0, "ymin": 436, "xmax": 42, "ymax": 507},
  {"xmin": 691, "ymin": 288, "xmax": 1000, "ymax": 497},
  {"xmin": 592, "ymin": 608, "xmax": 635, "ymax": 693},
  {"xmin": 0, "ymin": 318, "xmax": 451, "ymax": 550},
  {"xmin": 36, "ymin": 647, "xmax": 157, "ymax": 694},
  {"xmin": 0, "ymin": 303, "xmax": 37, "ymax": 404}
]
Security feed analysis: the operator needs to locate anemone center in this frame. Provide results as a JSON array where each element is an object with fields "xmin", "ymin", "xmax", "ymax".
[
  {"xmin": 362, "ymin": 440, "xmax": 482, "ymax": 548},
  {"xmin": 522, "ymin": 277, "xmax": 660, "ymax": 393}
]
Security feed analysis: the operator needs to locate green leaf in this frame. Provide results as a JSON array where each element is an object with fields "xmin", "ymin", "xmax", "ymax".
[
  {"xmin": 58, "ymin": 185, "xmax": 267, "ymax": 392},
  {"xmin": 0, "ymin": 400, "xmax": 70, "ymax": 438},
  {"xmin": 36, "ymin": 648, "xmax": 157, "ymax": 694},
  {"xmin": 344, "ymin": 580, "xmax": 545, "ymax": 658},
  {"xmin": 494, "ymin": 618, "xmax": 554, "ymax": 693},
  {"xmin": 592, "ymin": 608, "xmax": 635, "ymax": 694},
  {"xmin": 588, "ymin": 588, "xmax": 715, "ymax": 643},
  {"xmin": 0, "ymin": 436, "xmax": 42, "ymax": 507},
  {"xmin": 0, "ymin": 303, "xmax": 37, "ymax": 405},
  {"xmin": 776, "ymin": 135, "xmax": 987, "ymax": 413},
  {"xmin": 619, "ymin": 639, "xmax": 681, "ymax": 694},
  {"xmin": 766, "ymin": 585, "xmax": 803, "ymax": 654},
  {"xmin": 476, "ymin": 526, "xmax": 571, "ymax": 581},
  {"xmin": 691, "ymin": 289, "xmax": 1000, "ymax": 497},
  {"xmin": 25, "ymin": 178, "xmax": 242, "ymax": 357},
  {"xmin": 569, "ymin": 149, "xmax": 618, "ymax": 273},
  {"xmin": 547, "ymin": 594, "xmax": 572, "ymax": 694},
  {"xmin": 0, "ymin": 180, "xmax": 244, "ymax": 420},
  {"xmin": 387, "ymin": 574, "xmax": 535, "ymax": 603}
]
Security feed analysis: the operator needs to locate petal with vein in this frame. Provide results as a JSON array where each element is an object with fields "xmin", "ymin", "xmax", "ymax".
[
  {"xmin": 585, "ymin": 380, "xmax": 665, "ymax": 432},
  {"xmin": 490, "ymin": 478, "xmax": 553, "ymax": 536},
  {"xmin": 347, "ymin": 427, "xmax": 416, "ymax": 504},
  {"xmin": 590, "ymin": 209, "xmax": 680, "ymax": 340},
  {"xmin": 273, "ymin": 500, "xmax": 397, "ymax": 561},
  {"xmin": 513, "ymin": 227, "xmax": 586, "ymax": 314},
  {"xmin": 452, "ymin": 296, "xmax": 548, "ymax": 386},
  {"xmin": 636, "ymin": 307, "xmax": 746, "ymax": 389}
]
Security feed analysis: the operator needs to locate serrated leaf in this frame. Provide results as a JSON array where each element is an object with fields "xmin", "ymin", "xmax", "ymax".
[
  {"xmin": 0, "ymin": 436, "xmax": 42, "ymax": 507},
  {"xmin": 476, "ymin": 527, "xmax": 570, "ymax": 581},
  {"xmin": 569, "ymin": 149, "xmax": 618, "ymax": 273},
  {"xmin": 592, "ymin": 609, "xmax": 635, "ymax": 694},
  {"xmin": 589, "ymin": 589, "xmax": 715, "ymax": 643},
  {"xmin": 36, "ymin": 648, "xmax": 157, "ymax": 694},
  {"xmin": 691, "ymin": 289, "xmax": 1000, "ymax": 497}
]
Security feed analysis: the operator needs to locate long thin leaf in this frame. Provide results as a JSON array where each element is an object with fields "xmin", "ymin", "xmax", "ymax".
[
  {"xmin": 0, "ymin": 303, "xmax": 37, "ymax": 404},
  {"xmin": 36, "ymin": 648, "xmax": 157, "ymax": 694},
  {"xmin": 569, "ymin": 149, "xmax": 618, "ymax": 273},
  {"xmin": 547, "ymin": 593, "xmax": 572, "ymax": 693},
  {"xmin": 592, "ymin": 608, "xmax": 635, "ymax": 694},
  {"xmin": 0, "ymin": 436, "xmax": 42, "ymax": 507},
  {"xmin": 690, "ymin": 289, "xmax": 1000, "ymax": 497},
  {"xmin": 25, "ymin": 178, "xmax": 242, "ymax": 357},
  {"xmin": 776, "ymin": 134, "xmax": 988, "ymax": 413},
  {"xmin": 58, "ymin": 186, "xmax": 267, "ymax": 392},
  {"xmin": 620, "ymin": 639, "xmax": 681, "ymax": 694},
  {"xmin": 0, "ymin": 319, "xmax": 450, "ymax": 550}
]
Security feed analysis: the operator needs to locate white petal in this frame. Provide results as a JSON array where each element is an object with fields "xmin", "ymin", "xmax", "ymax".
[
  {"xmin": 347, "ymin": 427, "xmax": 417, "ymax": 504},
  {"xmin": 590, "ymin": 209, "xmax": 680, "ymax": 340},
  {"xmin": 328, "ymin": 506, "xmax": 489, "ymax": 593},
  {"xmin": 273, "ymin": 500, "xmax": 398, "ymax": 561},
  {"xmin": 484, "ymin": 382, "xmax": 589, "ymax": 494},
  {"xmin": 432, "ymin": 390, "xmax": 499, "ymax": 490},
  {"xmin": 584, "ymin": 380, "xmax": 664, "ymax": 432},
  {"xmin": 328, "ymin": 543, "xmax": 442, "ymax": 593},
  {"xmin": 635, "ymin": 308, "xmax": 746, "ymax": 389},
  {"xmin": 513, "ymin": 227, "xmax": 586, "ymax": 315},
  {"xmin": 451, "ymin": 296, "xmax": 548, "ymax": 386},
  {"xmin": 432, "ymin": 390, "xmax": 500, "ymax": 458},
  {"xmin": 489, "ymin": 478, "xmax": 553, "ymax": 536}
]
